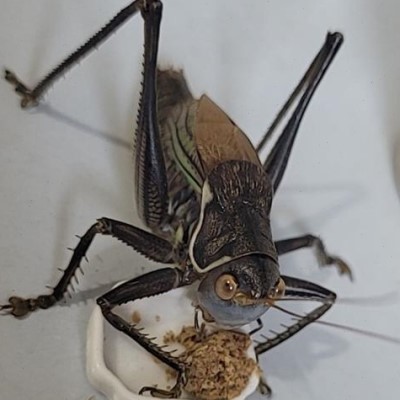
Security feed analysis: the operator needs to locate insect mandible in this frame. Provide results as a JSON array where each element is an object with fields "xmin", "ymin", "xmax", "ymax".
[{"xmin": 1, "ymin": 0, "xmax": 352, "ymax": 397}]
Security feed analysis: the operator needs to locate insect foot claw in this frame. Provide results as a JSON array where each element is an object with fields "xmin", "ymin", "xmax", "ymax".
[
  {"xmin": 3, "ymin": 68, "xmax": 38, "ymax": 109},
  {"xmin": 4, "ymin": 68, "xmax": 17, "ymax": 83},
  {"xmin": 332, "ymin": 257, "xmax": 353, "ymax": 281},
  {"xmin": 139, "ymin": 373, "xmax": 184, "ymax": 399},
  {"xmin": 0, "ymin": 294, "xmax": 57, "ymax": 318},
  {"xmin": 139, "ymin": 386, "xmax": 179, "ymax": 398},
  {"xmin": 258, "ymin": 373, "xmax": 272, "ymax": 397},
  {"xmin": 0, "ymin": 303, "xmax": 13, "ymax": 314},
  {"xmin": 314, "ymin": 238, "xmax": 354, "ymax": 281},
  {"xmin": 0, "ymin": 297, "xmax": 32, "ymax": 317}
]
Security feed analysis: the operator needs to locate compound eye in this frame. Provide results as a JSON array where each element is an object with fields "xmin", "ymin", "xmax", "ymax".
[
  {"xmin": 269, "ymin": 278, "xmax": 286, "ymax": 300},
  {"xmin": 215, "ymin": 274, "xmax": 238, "ymax": 300}
]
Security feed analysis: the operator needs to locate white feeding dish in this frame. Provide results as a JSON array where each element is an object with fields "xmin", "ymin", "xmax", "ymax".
[{"xmin": 87, "ymin": 285, "xmax": 260, "ymax": 400}]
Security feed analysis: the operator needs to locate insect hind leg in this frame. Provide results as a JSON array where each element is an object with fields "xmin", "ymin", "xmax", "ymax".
[
  {"xmin": 4, "ymin": 0, "xmax": 144, "ymax": 108},
  {"xmin": 134, "ymin": 0, "xmax": 171, "ymax": 229},
  {"xmin": 275, "ymin": 234, "xmax": 353, "ymax": 280},
  {"xmin": 259, "ymin": 33, "xmax": 343, "ymax": 194}
]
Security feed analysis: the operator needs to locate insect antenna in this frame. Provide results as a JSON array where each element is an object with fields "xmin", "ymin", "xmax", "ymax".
[
  {"xmin": 270, "ymin": 303, "xmax": 400, "ymax": 345},
  {"xmin": 275, "ymin": 289, "xmax": 399, "ymax": 307}
]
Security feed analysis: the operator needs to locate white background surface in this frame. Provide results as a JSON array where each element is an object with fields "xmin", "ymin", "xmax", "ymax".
[{"xmin": 1, "ymin": 1, "xmax": 400, "ymax": 399}]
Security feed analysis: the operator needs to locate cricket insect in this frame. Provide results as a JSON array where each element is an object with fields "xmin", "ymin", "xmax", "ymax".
[{"xmin": 1, "ymin": 0, "xmax": 353, "ymax": 397}]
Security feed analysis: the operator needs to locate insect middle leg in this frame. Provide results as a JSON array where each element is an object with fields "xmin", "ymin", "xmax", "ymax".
[
  {"xmin": 0, "ymin": 218, "xmax": 175, "ymax": 317},
  {"xmin": 275, "ymin": 235, "xmax": 352, "ymax": 279}
]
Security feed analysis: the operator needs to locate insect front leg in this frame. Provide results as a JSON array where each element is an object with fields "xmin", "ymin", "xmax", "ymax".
[
  {"xmin": 255, "ymin": 276, "xmax": 336, "ymax": 355},
  {"xmin": 258, "ymin": 33, "xmax": 351, "ymax": 278},
  {"xmin": 275, "ymin": 235, "xmax": 353, "ymax": 279},
  {"xmin": 0, "ymin": 217, "xmax": 175, "ymax": 317},
  {"xmin": 97, "ymin": 267, "xmax": 196, "ymax": 399}
]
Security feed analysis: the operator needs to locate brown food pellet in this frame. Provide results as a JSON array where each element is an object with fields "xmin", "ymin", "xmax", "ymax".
[
  {"xmin": 131, "ymin": 310, "xmax": 141, "ymax": 324},
  {"xmin": 164, "ymin": 327, "xmax": 257, "ymax": 400},
  {"xmin": 155, "ymin": 315, "xmax": 161, "ymax": 322}
]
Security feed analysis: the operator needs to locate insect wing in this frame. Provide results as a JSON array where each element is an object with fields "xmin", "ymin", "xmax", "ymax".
[{"xmin": 194, "ymin": 95, "xmax": 262, "ymax": 174}]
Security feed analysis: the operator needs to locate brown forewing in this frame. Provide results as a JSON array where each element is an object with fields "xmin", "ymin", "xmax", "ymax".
[{"xmin": 194, "ymin": 95, "xmax": 261, "ymax": 174}]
